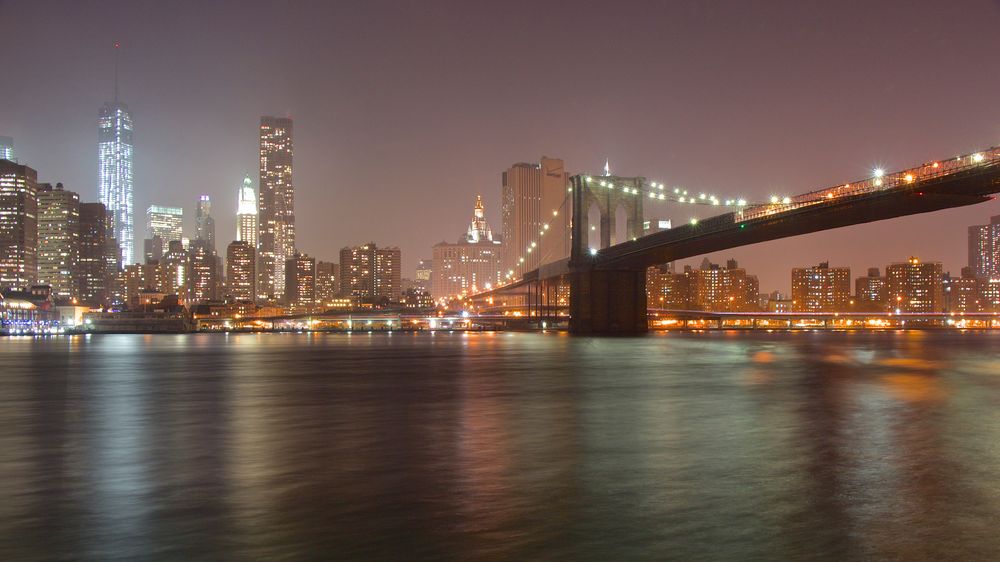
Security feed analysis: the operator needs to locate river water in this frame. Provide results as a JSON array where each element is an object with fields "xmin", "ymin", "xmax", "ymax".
[{"xmin": 1, "ymin": 331, "xmax": 999, "ymax": 560}]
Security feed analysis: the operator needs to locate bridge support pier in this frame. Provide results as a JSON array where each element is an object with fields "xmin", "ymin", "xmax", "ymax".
[{"xmin": 569, "ymin": 268, "xmax": 648, "ymax": 333}]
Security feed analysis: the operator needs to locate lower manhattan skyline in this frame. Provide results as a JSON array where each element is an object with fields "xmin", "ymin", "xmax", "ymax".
[{"xmin": 2, "ymin": 0, "xmax": 999, "ymax": 294}]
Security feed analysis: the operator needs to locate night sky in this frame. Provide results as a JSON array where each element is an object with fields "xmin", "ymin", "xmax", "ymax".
[{"xmin": 2, "ymin": 0, "xmax": 999, "ymax": 292}]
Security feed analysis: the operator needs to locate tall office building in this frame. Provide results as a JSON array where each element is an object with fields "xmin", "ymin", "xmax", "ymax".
[
  {"xmin": 160, "ymin": 240, "xmax": 190, "ymax": 301},
  {"xmin": 886, "ymin": 257, "xmax": 944, "ymax": 312},
  {"xmin": 968, "ymin": 215, "xmax": 1000, "ymax": 279},
  {"xmin": 195, "ymin": 195, "xmax": 216, "ymax": 254},
  {"xmin": 236, "ymin": 174, "xmax": 257, "ymax": 248},
  {"xmin": 36, "ymin": 182, "xmax": 80, "ymax": 301},
  {"xmin": 339, "ymin": 243, "xmax": 401, "ymax": 302},
  {"xmin": 501, "ymin": 157, "xmax": 568, "ymax": 279},
  {"xmin": 432, "ymin": 195, "xmax": 502, "ymax": 300},
  {"xmin": 258, "ymin": 116, "xmax": 295, "ymax": 300},
  {"xmin": 0, "ymin": 160, "xmax": 38, "ymax": 290},
  {"xmin": 285, "ymin": 253, "xmax": 316, "ymax": 310},
  {"xmin": 189, "ymin": 239, "xmax": 219, "ymax": 302},
  {"xmin": 78, "ymin": 203, "xmax": 110, "ymax": 307},
  {"xmin": 0, "ymin": 136, "xmax": 13, "ymax": 161},
  {"xmin": 146, "ymin": 205, "xmax": 183, "ymax": 251},
  {"xmin": 98, "ymin": 45, "xmax": 135, "ymax": 265},
  {"xmin": 791, "ymin": 262, "xmax": 851, "ymax": 312},
  {"xmin": 226, "ymin": 240, "xmax": 256, "ymax": 301}
]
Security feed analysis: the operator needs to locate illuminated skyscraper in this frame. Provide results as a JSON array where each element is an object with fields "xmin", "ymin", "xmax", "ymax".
[
  {"xmin": 98, "ymin": 44, "xmax": 134, "ymax": 265},
  {"xmin": 189, "ymin": 239, "xmax": 219, "ymax": 302},
  {"xmin": 236, "ymin": 174, "xmax": 257, "ymax": 248},
  {"xmin": 195, "ymin": 195, "xmax": 216, "ymax": 254},
  {"xmin": 791, "ymin": 262, "xmax": 851, "ymax": 312},
  {"xmin": 432, "ymin": 195, "xmax": 502, "ymax": 300},
  {"xmin": 258, "ymin": 116, "xmax": 295, "ymax": 300},
  {"xmin": 0, "ymin": 160, "xmax": 38, "ymax": 290},
  {"xmin": 226, "ymin": 240, "xmax": 256, "ymax": 301},
  {"xmin": 886, "ymin": 257, "xmax": 943, "ymax": 312},
  {"xmin": 501, "ymin": 157, "xmax": 569, "ymax": 279},
  {"xmin": 160, "ymin": 240, "xmax": 190, "ymax": 302},
  {"xmin": 37, "ymin": 183, "xmax": 80, "ymax": 301},
  {"xmin": 0, "ymin": 136, "xmax": 13, "ymax": 161},
  {"xmin": 146, "ymin": 205, "xmax": 183, "ymax": 248}
]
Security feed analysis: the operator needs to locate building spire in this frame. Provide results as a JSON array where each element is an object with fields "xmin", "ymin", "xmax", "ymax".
[
  {"xmin": 113, "ymin": 40, "xmax": 120, "ymax": 103},
  {"xmin": 603, "ymin": 159, "xmax": 611, "ymax": 176}
]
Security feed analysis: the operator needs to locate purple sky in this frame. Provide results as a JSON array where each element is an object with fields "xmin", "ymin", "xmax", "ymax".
[{"xmin": 2, "ymin": 0, "xmax": 999, "ymax": 292}]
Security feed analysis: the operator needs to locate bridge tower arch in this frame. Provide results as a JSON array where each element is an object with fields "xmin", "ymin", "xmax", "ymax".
[{"xmin": 569, "ymin": 174, "xmax": 649, "ymax": 333}]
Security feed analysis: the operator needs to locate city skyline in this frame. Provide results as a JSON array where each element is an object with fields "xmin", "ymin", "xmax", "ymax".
[{"xmin": 2, "ymin": 1, "xmax": 999, "ymax": 293}]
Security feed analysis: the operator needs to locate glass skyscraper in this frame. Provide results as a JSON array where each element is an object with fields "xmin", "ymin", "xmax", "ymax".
[
  {"xmin": 98, "ymin": 100, "xmax": 134, "ymax": 265},
  {"xmin": 237, "ymin": 174, "xmax": 258, "ymax": 249}
]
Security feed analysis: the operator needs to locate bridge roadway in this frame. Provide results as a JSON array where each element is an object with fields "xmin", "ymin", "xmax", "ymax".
[{"xmin": 474, "ymin": 146, "xmax": 1000, "ymax": 333}]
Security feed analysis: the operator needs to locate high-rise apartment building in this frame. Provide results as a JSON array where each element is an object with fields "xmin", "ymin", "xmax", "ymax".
[
  {"xmin": 36, "ymin": 182, "xmax": 80, "ymax": 301},
  {"xmin": 854, "ymin": 267, "xmax": 887, "ymax": 311},
  {"xmin": 432, "ymin": 195, "xmax": 502, "ymax": 300},
  {"xmin": 225, "ymin": 240, "xmax": 256, "ymax": 301},
  {"xmin": 258, "ymin": 116, "xmax": 295, "ymax": 300},
  {"xmin": 791, "ymin": 262, "xmax": 851, "ymax": 312},
  {"xmin": 78, "ymin": 203, "xmax": 110, "ymax": 307},
  {"xmin": 195, "ymin": 195, "xmax": 216, "ymax": 254},
  {"xmin": 98, "ymin": 94, "xmax": 135, "ymax": 264},
  {"xmin": 236, "ymin": 174, "xmax": 257, "ymax": 248},
  {"xmin": 501, "ymin": 157, "xmax": 568, "ymax": 279},
  {"xmin": 146, "ymin": 205, "xmax": 183, "ymax": 251},
  {"xmin": 943, "ymin": 267, "xmax": 982, "ymax": 313},
  {"xmin": 285, "ymin": 253, "xmax": 316, "ymax": 311},
  {"xmin": 0, "ymin": 160, "xmax": 38, "ymax": 290},
  {"xmin": 189, "ymin": 239, "xmax": 219, "ymax": 302},
  {"xmin": 968, "ymin": 215, "xmax": 1000, "ymax": 279},
  {"xmin": 0, "ymin": 136, "xmax": 13, "ymax": 161},
  {"xmin": 886, "ymin": 257, "xmax": 944, "ymax": 312},
  {"xmin": 339, "ymin": 243, "xmax": 401, "ymax": 302},
  {"xmin": 688, "ymin": 258, "xmax": 759, "ymax": 312},
  {"xmin": 315, "ymin": 261, "xmax": 339, "ymax": 307}
]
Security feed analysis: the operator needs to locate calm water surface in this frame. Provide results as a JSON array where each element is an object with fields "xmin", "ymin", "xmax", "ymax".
[{"xmin": 1, "ymin": 331, "xmax": 999, "ymax": 560}]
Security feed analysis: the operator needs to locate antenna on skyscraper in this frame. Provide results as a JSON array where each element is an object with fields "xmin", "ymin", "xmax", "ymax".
[{"xmin": 113, "ymin": 41, "xmax": 120, "ymax": 103}]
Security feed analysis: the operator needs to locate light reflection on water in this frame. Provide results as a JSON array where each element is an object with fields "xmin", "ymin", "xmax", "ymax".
[{"xmin": 1, "ymin": 331, "xmax": 999, "ymax": 560}]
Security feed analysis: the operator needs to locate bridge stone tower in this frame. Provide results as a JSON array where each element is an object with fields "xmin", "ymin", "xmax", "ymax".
[{"xmin": 569, "ymin": 174, "xmax": 649, "ymax": 333}]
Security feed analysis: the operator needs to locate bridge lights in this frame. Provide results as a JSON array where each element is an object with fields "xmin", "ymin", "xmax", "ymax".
[
  {"xmin": 770, "ymin": 196, "xmax": 779, "ymax": 204},
  {"xmin": 875, "ymin": 178, "xmax": 883, "ymax": 187},
  {"xmin": 904, "ymin": 173, "xmax": 914, "ymax": 183},
  {"xmin": 690, "ymin": 218, "xmax": 698, "ymax": 225},
  {"xmin": 973, "ymin": 153, "xmax": 985, "ymax": 163},
  {"xmin": 737, "ymin": 199, "xmax": 746, "ymax": 206},
  {"xmin": 589, "ymin": 248, "xmax": 598, "ymax": 256},
  {"xmin": 658, "ymin": 194, "xmax": 665, "ymax": 200},
  {"xmin": 781, "ymin": 197, "xmax": 791, "ymax": 204},
  {"xmin": 873, "ymin": 168, "xmax": 885, "ymax": 178}
]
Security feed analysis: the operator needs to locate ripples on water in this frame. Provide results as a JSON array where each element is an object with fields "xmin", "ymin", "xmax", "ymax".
[{"xmin": 1, "ymin": 331, "xmax": 999, "ymax": 560}]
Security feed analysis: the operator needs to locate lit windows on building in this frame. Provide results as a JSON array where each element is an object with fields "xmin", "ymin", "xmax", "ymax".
[
  {"xmin": 146, "ymin": 205, "xmax": 183, "ymax": 246},
  {"xmin": 339, "ymin": 243, "xmax": 401, "ymax": 302},
  {"xmin": 236, "ymin": 175, "xmax": 258, "ymax": 248},
  {"xmin": 885, "ymin": 257, "xmax": 943, "ymax": 313},
  {"xmin": 36, "ymin": 183, "xmax": 80, "ymax": 301},
  {"xmin": 284, "ymin": 253, "xmax": 315, "ymax": 311},
  {"xmin": 98, "ymin": 101, "xmax": 134, "ymax": 264},
  {"xmin": 854, "ymin": 267, "xmax": 886, "ymax": 311},
  {"xmin": 791, "ymin": 262, "xmax": 851, "ymax": 312},
  {"xmin": 258, "ymin": 116, "xmax": 295, "ymax": 300},
  {"xmin": 0, "ymin": 161, "xmax": 38, "ymax": 291},
  {"xmin": 226, "ymin": 241, "xmax": 256, "ymax": 302},
  {"xmin": 432, "ymin": 195, "xmax": 502, "ymax": 301}
]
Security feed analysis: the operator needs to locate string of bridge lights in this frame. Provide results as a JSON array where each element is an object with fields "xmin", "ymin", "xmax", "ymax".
[{"xmin": 496, "ymin": 149, "xmax": 999, "ymax": 288}]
